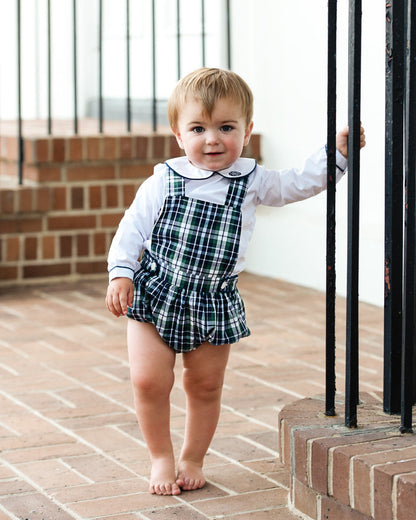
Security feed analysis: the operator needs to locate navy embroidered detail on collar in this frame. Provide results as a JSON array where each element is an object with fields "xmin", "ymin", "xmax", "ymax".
[{"xmin": 165, "ymin": 157, "xmax": 256, "ymax": 179}]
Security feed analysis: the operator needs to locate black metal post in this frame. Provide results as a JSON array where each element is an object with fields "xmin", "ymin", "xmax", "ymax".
[
  {"xmin": 384, "ymin": 0, "xmax": 405, "ymax": 415},
  {"xmin": 325, "ymin": 0, "xmax": 337, "ymax": 417},
  {"xmin": 201, "ymin": 0, "xmax": 206, "ymax": 67},
  {"xmin": 73, "ymin": 0, "xmax": 78, "ymax": 134},
  {"xmin": 401, "ymin": 0, "xmax": 416, "ymax": 433},
  {"xmin": 151, "ymin": 0, "xmax": 157, "ymax": 132},
  {"xmin": 47, "ymin": 0, "xmax": 52, "ymax": 135},
  {"xmin": 17, "ymin": 0, "xmax": 23, "ymax": 185},
  {"xmin": 345, "ymin": 0, "xmax": 362, "ymax": 429},
  {"xmin": 98, "ymin": 0, "xmax": 103, "ymax": 133},
  {"xmin": 126, "ymin": 0, "xmax": 131, "ymax": 132}
]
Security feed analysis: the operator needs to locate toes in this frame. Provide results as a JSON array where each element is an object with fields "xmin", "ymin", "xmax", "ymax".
[{"xmin": 150, "ymin": 481, "xmax": 181, "ymax": 495}]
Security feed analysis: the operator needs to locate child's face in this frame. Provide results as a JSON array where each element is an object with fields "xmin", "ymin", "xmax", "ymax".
[{"xmin": 173, "ymin": 97, "xmax": 253, "ymax": 171}]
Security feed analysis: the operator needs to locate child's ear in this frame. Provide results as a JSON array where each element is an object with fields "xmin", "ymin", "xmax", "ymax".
[
  {"xmin": 244, "ymin": 122, "xmax": 254, "ymax": 147},
  {"xmin": 173, "ymin": 129, "xmax": 185, "ymax": 150}
]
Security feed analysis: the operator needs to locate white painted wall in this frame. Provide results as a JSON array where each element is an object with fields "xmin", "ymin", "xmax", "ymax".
[
  {"xmin": 0, "ymin": 0, "xmax": 385, "ymax": 306},
  {"xmin": 232, "ymin": 0, "xmax": 385, "ymax": 307}
]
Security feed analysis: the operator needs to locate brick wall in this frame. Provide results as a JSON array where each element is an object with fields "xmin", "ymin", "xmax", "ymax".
[
  {"xmin": 0, "ymin": 132, "xmax": 261, "ymax": 287},
  {"xmin": 279, "ymin": 393, "xmax": 416, "ymax": 520}
]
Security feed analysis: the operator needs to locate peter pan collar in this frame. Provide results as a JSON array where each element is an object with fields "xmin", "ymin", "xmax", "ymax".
[{"xmin": 165, "ymin": 156, "xmax": 257, "ymax": 179}]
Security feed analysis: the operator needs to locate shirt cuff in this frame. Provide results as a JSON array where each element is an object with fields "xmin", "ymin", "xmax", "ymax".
[
  {"xmin": 109, "ymin": 265, "xmax": 135, "ymax": 281},
  {"xmin": 335, "ymin": 149, "xmax": 348, "ymax": 173}
]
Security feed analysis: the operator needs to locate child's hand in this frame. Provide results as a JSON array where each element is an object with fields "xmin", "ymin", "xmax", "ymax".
[
  {"xmin": 106, "ymin": 277, "xmax": 134, "ymax": 317},
  {"xmin": 336, "ymin": 124, "xmax": 366, "ymax": 158}
]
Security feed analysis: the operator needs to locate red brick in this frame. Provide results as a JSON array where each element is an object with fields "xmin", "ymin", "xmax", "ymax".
[
  {"xmin": 134, "ymin": 136, "xmax": 148, "ymax": 159},
  {"xmin": 93, "ymin": 232, "xmax": 106, "ymax": 255},
  {"xmin": 102, "ymin": 137, "xmax": 117, "ymax": 160},
  {"xmin": 52, "ymin": 138, "xmax": 66, "ymax": 162},
  {"xmin": 30, "ymin": 166, "xmax": 61, "ymax": 183},
  {"xmin": 25, "ymin": 236, "xmax": 37, "ymax": 260},
  {"xmin": 18, "ymin": 188, "xmax": 34, "ymax": 212},
  {"xmin": 67, "ymin": 165, "xmax": 115, "ymax": 182},
  {"xmin": 292, "ymin": 478, "xmax": 318, "ymax": 520},
  {"xmin": 320, "ymin": 495, "xmax": 371, "ymax": 520},
  {"xmin": 396, "ymin": 472, "xmax": 416, "ymax": 520},
  {"xmin": 105, "ymin": 185, "xmax": 119, "ymax": 207},
  {"xmin": 374, "ymin": 460, "xmax": 416, "ymax": 520},
  {"xmin": 71, "ymin": 186, "xmax": 84, "ymax": 209},
  {"xmin": 122, "ymin": 184, "xmax": 138, "ymax": 206},
  {"xmin": 1, "ymin": 217, "xmax": 43, "ymax": 234},
  {"xmin": 89, "ymin": 186, "xmax": 102, "ymax": 209},
  {"xmin": 23, "ymin": 263, "xmax": 71, "ymax": 278},
  {"xmin": 332, "ymin": 434, "xmax": 409, "ymax": 506},
  {"xmin": 0, "ymin": 190, "xmax": 15, "ymax": 213},
  {"xmin": 120, "ymin": 163, "xmax": 153, "ymax": 179},
  {"xmin": 34, "ymin": 139, "xmax": 50, "ymax": 162},
  {"xmin": 42, "ymin": 235, "xmax": 55, "ymax": 259},
  {"xmin": 0, "ymin": 265, "xmax": 18, "ymax": 280},
  {"xmin": 87, "ymin": 137, "xmax": 100, "ymax": 160},
  {"xmin": 76, "ymin": 260, "xmax": 106, "ymax": 274},
  {"xmin": 52, "ymin": 187, "xmax": 67, "ymax": 211},
  {"xmin": 100, "ymin": 213, "xmax": 123, "ymax": 228},
  {"xmin": 152, "ymin": 135, "xmax": 166, "ymax": 157},
  {"xmin": 24, "ymin": 139, "xmax": 36, "ymax": 163},
  {"xmin": 120, "ymin": 136, "xmax": 133, "ymax": 159},
  {"xmin": 48, "ymin": 215, "xmax": 96, "ymax": 231},
  {"xmin": 36, "ymin": 187, "xmax": 51, "ymax": 212},
  {"xmin": 169, "ymin": 134, "xmax": 182, "ymax": 157},
  {"xmin": 353, "ymin": 444, "xmax": 416, "ymax": 517},
  {"xmin": 76, "ymin": 234, "xmax": 89, "ymax": 256},
  {"xmin": 60, "ymin": 236, "xmax": 73, "ymax": 258},
  {"xmin": 6, "ymin": 237, "xmax": 20, "ymax": 261},
  {"xmin": 69, "ymin": 137, "xmax": 84, "ymax": 161},
  {"xmin": 3, "ymin": 137, "xmax": 18, "ymax": 160}
]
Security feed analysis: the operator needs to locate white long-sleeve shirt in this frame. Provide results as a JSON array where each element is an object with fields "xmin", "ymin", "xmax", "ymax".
[{"xmin": 108, "ymin": 147, "xmax": 347, "ymax": 281}]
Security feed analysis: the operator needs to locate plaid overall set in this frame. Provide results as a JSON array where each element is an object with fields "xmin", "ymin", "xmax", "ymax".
[{"xmin": 127, "ymin": 167, "xmax": 251, "ymax": 353}]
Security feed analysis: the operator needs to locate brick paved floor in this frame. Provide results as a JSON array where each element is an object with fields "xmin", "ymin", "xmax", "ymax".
[{"xmin": 0, "ymin": 272, "xmax": 383, "ymax": 519}]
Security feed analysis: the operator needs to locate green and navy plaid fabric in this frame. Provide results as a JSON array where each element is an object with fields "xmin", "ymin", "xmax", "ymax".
[{"xmin": 128, "ymin": 168, "xmax": 251, "ymax": 352}]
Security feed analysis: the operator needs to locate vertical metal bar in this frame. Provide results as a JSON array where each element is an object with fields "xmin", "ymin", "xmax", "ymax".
[
  {"xmin": 126, "ymin": 0, "xmax": 131, "ymax": 132},
  {"xmin": 325, "ymin": 0, "xmax": 337, "ymax": 417},
  {"xmin": 98, "ymin": 0, "xmax": 103, "ymax": 133},
  {"xmin": 201, "ymin": 0, "xmax": 206, "ymax": 67},
  {"xmin": 345, "ymin": 0, "xmax": 362, "ymax": 429},
  {"xmin": 176, "ymin": 0, "xmax": 181, "ymax": 80},
  {"xmin": 17, "ymin": 0, "xmax": 23, "ymax": 185},
  {"xmin": 47, "ymin": 0, "xmax": 52, "ymax": 135},
  {"xmin": 401, "ymin": 0, "xmax": 415, "ymax": 433},
  {"xmin": 384, "ymin": 0, "xmax": 405, "ymax": 415},
  {"xmin": 226, "ymin": 0, "xmax": 231, "ymax": 69},
  {"xmin": 151, "ymin": 0, "xmax": 157, "ymax": 132},
  {"xmin": 73, "ymin": 0, "xmax": 78, "ymax": 134}
]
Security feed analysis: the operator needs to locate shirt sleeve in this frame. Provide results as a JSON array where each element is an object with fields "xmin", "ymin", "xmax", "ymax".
[
  {"xmin": 107, "ymin": 165, "xmax": 166, "ymax": 281},
  {"xmin": 252, "ymin": 146, "xmax": 347, "ymax": 207}
]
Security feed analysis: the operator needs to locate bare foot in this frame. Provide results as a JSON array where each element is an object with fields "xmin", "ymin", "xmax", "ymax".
[
  {"xmin": 176, "ymin": 459, "xmax": 206, "ymax": 491},
  {"xmin": 149, "ymin": 456, "xmax": 181, "ymax": 495}
]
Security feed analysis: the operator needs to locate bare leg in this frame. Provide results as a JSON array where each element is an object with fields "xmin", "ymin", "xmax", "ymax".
[
  {"xmin": 127, "ymin": 320, "xmax": 180, "ymax": 495},
  {"xmin": 176, "ymin": 342, "xmax": 230, "ymax": 490}
]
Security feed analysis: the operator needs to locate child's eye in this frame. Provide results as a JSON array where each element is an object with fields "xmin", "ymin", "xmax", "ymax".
[
  {"xmin": 192, "ymin": 126, "xmax": 204, "ymax": 134},
  {"xmin": 221, "ymin": 125, "xmax": 233, "ymax": 132}
]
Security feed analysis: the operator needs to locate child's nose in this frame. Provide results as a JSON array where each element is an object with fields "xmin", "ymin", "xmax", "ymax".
[{"xmin": 205, "ymin": 130, "xmax": 219, "ymax": 144}]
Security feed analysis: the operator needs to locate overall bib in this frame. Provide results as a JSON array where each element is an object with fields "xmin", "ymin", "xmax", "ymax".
[{"xmin": 128, "ymin": 168, "xmax": 251, "ymax": 353}]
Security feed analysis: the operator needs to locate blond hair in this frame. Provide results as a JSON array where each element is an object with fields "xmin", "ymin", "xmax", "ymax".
[{"xmin": 168, "ymin": 68, "xmax": 253, "ymax": 130}]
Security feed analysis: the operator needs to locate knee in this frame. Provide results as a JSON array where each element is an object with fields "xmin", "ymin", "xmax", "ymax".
[
  {"xmin": 183, "ymin": 370, "xmax": 224, "ymax": 401},
  {"xmin": 130, "ymin": 369, "xmax": 174, "ymax": 400}
]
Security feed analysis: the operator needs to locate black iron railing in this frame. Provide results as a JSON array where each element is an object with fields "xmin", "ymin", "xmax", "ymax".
[
  {"xmin": 13, "ymin": 0, "xmax": 231, "ymax": 185},
  {"xmin": 325, "ymin": 0, "xmax": 415, "ymax": 433}
]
